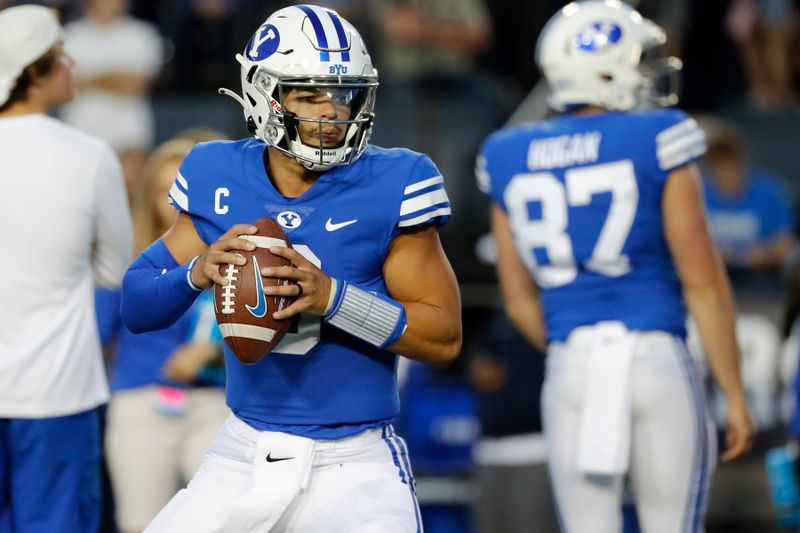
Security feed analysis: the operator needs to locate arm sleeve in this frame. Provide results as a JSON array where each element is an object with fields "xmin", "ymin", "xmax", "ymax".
[
  {"xmin": 92, "ymin": 145, "xmax": 133, "ymax": 288},
  {"xmin": 120, "ymin": 239, "xmax": 203, "ymax": 333}
]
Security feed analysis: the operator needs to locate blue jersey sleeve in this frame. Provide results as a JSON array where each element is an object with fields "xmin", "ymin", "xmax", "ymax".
[
  {"xmin": 652, "ymin": 110, "xmax": 707, "ymax": 173},
  {"xmin": 396, "ymin": 154, "xmax": 451, "ymax": 231},
  {"xmin": 168, "ymin": 141, "xmax": 232, "ymax": 245}
]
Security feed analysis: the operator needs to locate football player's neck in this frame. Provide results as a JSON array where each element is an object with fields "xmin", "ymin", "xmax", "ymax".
[
  {"xmin": 573, "ymin": 105, "xmax": 608, "ymax": 116},
  {"xmin": 266, "ymin": 146, "xmax": 321, "ymax": 198}
]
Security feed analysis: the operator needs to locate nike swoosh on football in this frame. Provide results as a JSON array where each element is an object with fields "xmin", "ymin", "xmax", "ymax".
[
  {"xmin": 325, "ymin": 218, "xmax": 358, "ymax": 231},
  {"xmin": 266, "ymin": 453, "xmax": 295, "ymax": 463},
  {"xmin": 245, "ymin": 255, "xmax": 268, "ymax": 318}
]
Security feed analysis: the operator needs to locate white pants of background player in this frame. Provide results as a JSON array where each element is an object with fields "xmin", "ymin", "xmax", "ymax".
[
  {"xmin": 144, "ymin": 415, "xmax": 422, "ymax": 533},
  {"xmin": 543, "ymin": 324, "xmax": 717, "ymax": 533}
]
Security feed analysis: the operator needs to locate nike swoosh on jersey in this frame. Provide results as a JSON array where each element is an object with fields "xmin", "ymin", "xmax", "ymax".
[
  {"xmin": 325, "ymin": 218, "xmax": 358, "ymax": 231},
  {"xmin": 245, "ymin": 255, "xmax": 268, "ymax": 318}
]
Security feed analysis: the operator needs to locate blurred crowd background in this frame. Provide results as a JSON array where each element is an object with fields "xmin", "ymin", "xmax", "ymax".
[{"xmin": 5, "ymin": 0, "xmax": 800, "ymax": 531}]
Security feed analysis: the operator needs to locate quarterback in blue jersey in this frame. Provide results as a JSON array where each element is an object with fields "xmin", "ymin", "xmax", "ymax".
[
  {"xmin": 120, "ymin": 5, "xmax": 461, "ymax": 533},
  {"xmin": 479, "ymin": 2, "xmax": 753, "ymax": 533}
]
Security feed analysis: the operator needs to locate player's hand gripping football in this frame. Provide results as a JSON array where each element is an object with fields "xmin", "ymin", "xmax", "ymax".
[
  {"xmin": 721, "ymin": 396, "xmax": 755, "ymax": 462},
  {"xmin": 191, "ymin": 224, "xmax": 258, "ymax": 289},
  {"xmin": 260, "ymin": 246, "xmax": 334, "ymax": 319}
]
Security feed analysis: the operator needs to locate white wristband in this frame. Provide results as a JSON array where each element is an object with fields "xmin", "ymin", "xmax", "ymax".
[
  {"xmin": 324, "ymin": 282, "xmax": 406, "ymax": 348},
  {"xmin": 186, "ymin": 256, "xmax": 203, "ymax": 292}
]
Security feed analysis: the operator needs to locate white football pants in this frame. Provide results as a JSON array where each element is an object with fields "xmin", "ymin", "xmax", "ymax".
[
  {"xmin": 145, "ymin": 415, "xmax": 423, "ymax": 533},
  {"xmin": 543, "ymin": 329, "xmax": 716, "ymax": 533}
]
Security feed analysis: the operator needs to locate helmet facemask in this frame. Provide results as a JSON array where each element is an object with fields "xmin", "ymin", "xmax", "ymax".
[
  {"xmin": 272, "ymin": 77, "xmax": 377, "ymax": 170},
  {"xmin": 635, "ymin": 45, "xmax": 682, "ymax": 108}
]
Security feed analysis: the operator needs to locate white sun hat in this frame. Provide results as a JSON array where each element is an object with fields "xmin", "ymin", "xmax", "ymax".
[{"xmin": 0, "ymin": 5, "xmax": 63, "ymax": 106}]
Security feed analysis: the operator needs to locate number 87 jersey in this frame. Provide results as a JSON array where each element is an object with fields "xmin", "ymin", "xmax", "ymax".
[{"xmin": 477, "ymin": 108, "xmax": 707, "ymax": 342}]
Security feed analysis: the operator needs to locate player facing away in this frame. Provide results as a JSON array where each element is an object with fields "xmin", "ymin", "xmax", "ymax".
[
  {"xmin": 478, "ymin": 2, "xmax": 754, "ymax": 532},
  {"xmin": 120, "ymin": 5, "xmax": 461, "ymax": 532}
]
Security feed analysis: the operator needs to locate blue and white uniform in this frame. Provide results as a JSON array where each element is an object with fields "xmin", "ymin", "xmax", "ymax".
[
  {"xmin": 147, "ymin": 139, "xmax": 449, "ymax": 533},
  {"xmin": 479, "ymin": 109, "xmax": 717, "ymax": 533},
  {"xmin": 171, "ymin": 139, "xmax": 449, "ymax": 437}
]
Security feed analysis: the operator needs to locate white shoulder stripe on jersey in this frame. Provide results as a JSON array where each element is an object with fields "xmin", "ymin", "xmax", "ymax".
[
  {"xmin": 176, "ymin": 172, "xmax": 189, "ymax": 191},
  {"xmin": 656, "ymin": 118, "xmax": 701, "ymax": 146},
  {"xmin": 400, "ymin": 187, "xmax": 449, "ymax": 216},
  {"xmin": 240, "ymin": 235, "xmax": 287, "ymax": 249},
  {"xmin": 657, "ymin": 130, "xmax": 706, "ymax": 159},
  {"xmin": 169, "ymin": 182, "xmax": 189, "ymax": 211},
  {"xmin": 398, "ymin": 206, "xmax": 452, "ymax": 228},
  {"xmin": 404, "ymin": 175, "xmax": 444, "ymax": 195},
  {"xmin": 657, "ymin": 132, "xmax": 707, "ymax": 171},
  {"xmin": 218, "ymin": 323, "xmax": 277, "ymax": 342},
  {"xmin": 659, "ymin": 143, "xmax": 707, "ymax": 172}
]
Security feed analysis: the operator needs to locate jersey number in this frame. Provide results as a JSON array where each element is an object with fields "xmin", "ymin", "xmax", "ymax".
[
  {"xmin": 504, "ymin": 160, "xmax": 639, "ymax": 288},
  {"xmin": 272, "ymin": 244, "xmax": 320, "ymax": 355}
]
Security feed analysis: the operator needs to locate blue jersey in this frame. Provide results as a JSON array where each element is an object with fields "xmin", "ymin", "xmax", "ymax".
[
  {"xmin": 169, "ymin": 139, "xmax": 450, "ymax": 438},
  {"xmin": 478, "ymin": 109, "xmax": 707, "ymax": 341},
  {"xmin": 703, "ymin": 169, "xmax": 794, "ymax": 247}
]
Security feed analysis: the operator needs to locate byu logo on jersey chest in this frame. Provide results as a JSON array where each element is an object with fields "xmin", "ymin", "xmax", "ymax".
[{"xmin": 277, "ymin": 210, "xmax": 302, "ymax": 229}]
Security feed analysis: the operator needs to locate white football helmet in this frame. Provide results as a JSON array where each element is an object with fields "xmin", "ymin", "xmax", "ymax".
[
  {"xmin": 536, "ymin": 0, "xmax": 681, "ymax": 111},
  {"xmin": 220, "ymin": 5, "xmax": 378, "ymax": 171}
]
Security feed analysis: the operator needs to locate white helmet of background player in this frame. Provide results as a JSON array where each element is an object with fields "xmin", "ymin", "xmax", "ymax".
[
  {"xmin": 220, "ymin": 5, "xmax": 378, "ymax": 171},
  {"xmin": 536, "ymin": 0, "xmax": 681, "ymax": 112}
]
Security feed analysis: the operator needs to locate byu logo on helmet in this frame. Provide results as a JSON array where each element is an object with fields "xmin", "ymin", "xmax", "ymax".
[
  {"xmin": 277, "ymin": 210, "xmax": 302, "ymax": 229},
  {"xmin": 246, "ymin": 23, "xmax": 280, "ymax": 60},
  {"xmin": 574, "ymin": 21, "xmax": 622, "ymax": 52}
]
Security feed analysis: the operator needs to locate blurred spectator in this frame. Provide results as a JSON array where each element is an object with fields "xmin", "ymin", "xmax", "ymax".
[
  {"xmin": 725, "ymin": 0, "xmax": 798, "ymax": 108},
  {"xmin": 0, "ymin": 6, "xmax": 132, "ymax": 532},
  {"xmin": 169, "ymin": 0, "xmax": 272, "ymax": 93},
  {"xmin": 369, "ymin": 0, "xmax": 498, "ymax": 281},
  {"xmin": 103, "ymin": 137, "xmax": 229, "ymax": 533},
  {"xmin": 783, "ymin": 265, "xmax": 800, "ymax": 439},
  {"xmin": 699, "ymin": 117, "xmax": 797, "ymax": 285},
  {"xmin": 467, "ymin": 312, "xmax": 558, "ymax": 533},
  {"xmin": 60, "ymin": 0, "xmax": 163, "ymax": 194},
  {"xmin": 634, "ymin": 0, "xmax": 690, "ymax": 58},
  {"xmin": 396, "ymin": 360, "xmax": 479, "ymax": 533}
]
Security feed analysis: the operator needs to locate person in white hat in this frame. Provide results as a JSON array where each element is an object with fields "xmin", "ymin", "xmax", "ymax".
[{"xmin": 0, "ymin": 5, "xmax": 133, "ymax": 532}]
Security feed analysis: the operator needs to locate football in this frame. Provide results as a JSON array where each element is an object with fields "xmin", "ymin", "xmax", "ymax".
[{"xmin": 214, "ymin": 217, "xmax": 296, "ymax": 364}]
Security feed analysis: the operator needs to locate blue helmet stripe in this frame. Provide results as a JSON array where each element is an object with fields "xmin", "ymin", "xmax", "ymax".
[
  {"xmin": 327, "ymin": 12, "xmax": 351, "ymax": 62},
  {"xmin": 296, "ymin": 5, "xmax": 330, "ymax": 61}
]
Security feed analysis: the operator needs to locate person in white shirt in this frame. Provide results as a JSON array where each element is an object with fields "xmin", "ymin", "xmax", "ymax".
[
  {"xmin": 60, "ymin": 0, "xmax": 163, "ymax": 194},
  {"xmin": 0, "ymin": 5, "xmax": 132, "ymax": 532}
]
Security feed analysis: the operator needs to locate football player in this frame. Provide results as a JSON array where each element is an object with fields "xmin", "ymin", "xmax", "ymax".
[
  {"xmin": 121, "ymin": 5, "xmax": 461, "ymax": 532},
  {"xmin": 477, "ymin": 2, "xmax": 754, "ymax": 532}
]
